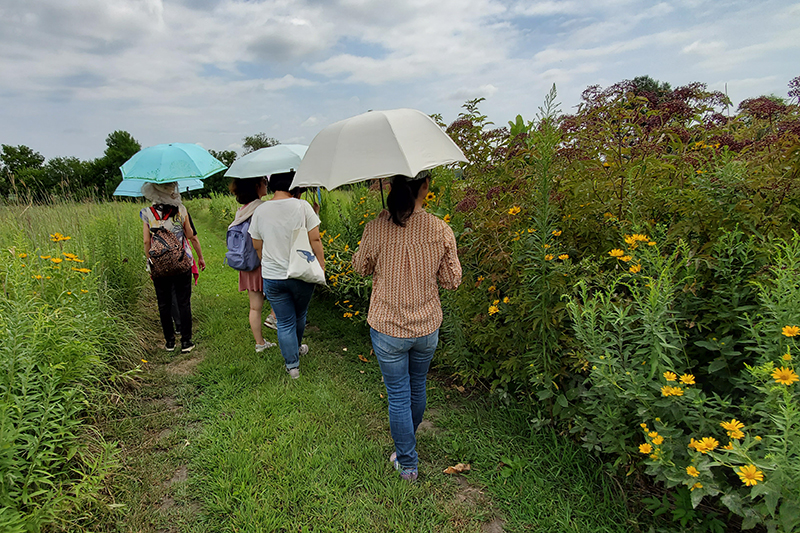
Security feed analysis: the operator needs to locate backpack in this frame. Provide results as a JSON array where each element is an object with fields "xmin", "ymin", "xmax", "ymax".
[
  {"xmin": 148, "ymin": 207, "xmax": 192, "ymax": 278},
  {"xmin": 224, "ymin": 217, "xmax": 261, "ymax": 271}
]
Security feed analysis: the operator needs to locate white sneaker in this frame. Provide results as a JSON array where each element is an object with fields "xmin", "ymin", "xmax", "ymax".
[
  {"xmin": 264, "ymin": 315, "xmax": 277, "ymax": 330},
  {"xmin": 288, "ymin": 368, "xmax": 300, "ymax": 379},
  {"xmin": 255, "ymin": 341, "xmax": 276, "ymax": 352},
  {"xmin": 299, "ymin": 344, "xmax": 309, "ymax": 356}
]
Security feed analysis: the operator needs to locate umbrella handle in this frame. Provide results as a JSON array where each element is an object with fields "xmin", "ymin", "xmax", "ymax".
[{"xmin": 379, "ymin": 179, "xmax": 386, "ymax": 210}]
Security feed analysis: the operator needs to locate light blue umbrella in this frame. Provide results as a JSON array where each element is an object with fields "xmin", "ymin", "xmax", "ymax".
[
  {"xmin": 112, "ymin": 178, "xmax": 206, "ymax": 197},
  {"xmin": 120, "ymin": 143, "xmax": 227, "ymax": 183},
  {"xmin": 224, "ymin": 144, "xmax": 307, "ymax": 178}
]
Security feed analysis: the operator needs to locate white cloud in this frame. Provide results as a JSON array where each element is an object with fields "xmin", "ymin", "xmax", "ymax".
[{"xmin": 0, "ymin": 0, "xmax": 797, "ymax": 159}]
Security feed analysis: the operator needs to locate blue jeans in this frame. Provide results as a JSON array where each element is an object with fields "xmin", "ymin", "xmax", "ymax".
[
  {"xmin": 370, "ymin": 327, "xmax": 439, "ymax": 470},
  {"xmin": 263, "ymin": 278, "xmax": 315, "ymax": 370}
]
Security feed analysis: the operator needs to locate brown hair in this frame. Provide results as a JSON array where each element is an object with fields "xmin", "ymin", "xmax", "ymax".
[
  {"xmin": 386, "ymin": 171, "xmax": 429, "ymax": 227},
  {"xmin": 229, "ymin": 177, "xmax": 265, "ymax": 204}
]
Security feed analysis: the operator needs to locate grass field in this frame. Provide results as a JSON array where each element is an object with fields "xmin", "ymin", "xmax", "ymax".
[{"xmin": 90, "ymin": 204, "xmax": 650, "ymax": 532}]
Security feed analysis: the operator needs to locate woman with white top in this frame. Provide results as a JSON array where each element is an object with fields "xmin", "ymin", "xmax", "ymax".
[{"xmin": 249, "ymin": 171, "xmax": 325, "ymax": 379}]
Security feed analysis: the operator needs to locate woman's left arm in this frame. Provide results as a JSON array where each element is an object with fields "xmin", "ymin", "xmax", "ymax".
[
  {"xmin": 308, "ymin": 226, "xmax": 325, "ymax": 272},
  {"xmin": 183, "ymin": 214, "xmax": 206, "ymax": 271},
  {"xmin": 437, "ymin": 226, "xmax": 462, "ymax": 290}
]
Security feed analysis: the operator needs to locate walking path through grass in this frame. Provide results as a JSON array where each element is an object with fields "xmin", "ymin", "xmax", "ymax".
[{"xmin": 103, "ymin": 209, "xmax": 648, "ymax": 533}]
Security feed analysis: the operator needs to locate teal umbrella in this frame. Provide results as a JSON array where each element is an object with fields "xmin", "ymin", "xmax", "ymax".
[
  {"xmin": 112, "ymin": 178, "xmax": 206, "ymax": 197},
  {"xmin": 120, "ymin": 143, "xmax": 226, "ymax": 183}
]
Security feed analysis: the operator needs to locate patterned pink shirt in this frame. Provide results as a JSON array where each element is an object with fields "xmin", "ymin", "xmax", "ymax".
[{"xmin": 352, "ymin": 208, "xmax": 462, "ymax": 338}]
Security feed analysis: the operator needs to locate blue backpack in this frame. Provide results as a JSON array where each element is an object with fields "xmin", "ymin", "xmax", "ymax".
[{"xmin": 225, "ymin": 217, "xmax": 261, "ymax": 271}]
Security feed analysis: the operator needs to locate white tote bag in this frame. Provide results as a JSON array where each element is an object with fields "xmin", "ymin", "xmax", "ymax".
[{"xmin": 287, "ymin": 206, "xmax": 327, "ymax": 285}]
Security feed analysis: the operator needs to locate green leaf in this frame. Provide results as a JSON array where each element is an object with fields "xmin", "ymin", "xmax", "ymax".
[
  {"xmin": 708, "ymin": 358, "xmax": 728, "ymax": 373},
  {"xmin": 690, "ymin": 486, "xmax": 704, "ymax": 508},
  {"xmin": 721, "ymin": 492, "xmax": 744, "ymax": 516}
]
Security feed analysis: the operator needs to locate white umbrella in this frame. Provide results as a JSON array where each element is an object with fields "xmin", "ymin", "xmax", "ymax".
[
  {"xmin": 224, "ymin": 144, "xmax": 308, "ymax": 178},
  {"xmin": 290, "ymin": 109, "xmax": 468, "ymax": 190}
]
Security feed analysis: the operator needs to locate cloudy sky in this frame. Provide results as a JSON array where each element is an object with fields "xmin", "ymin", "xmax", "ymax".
[{"xmin": 1, "ymin": 0, "xmax": 798, "ymax": 161}]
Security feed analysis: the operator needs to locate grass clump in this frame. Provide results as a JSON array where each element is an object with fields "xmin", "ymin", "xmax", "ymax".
[{"xmin": 0, "ymin": 199, "xmax": 146, "ymax": 530}]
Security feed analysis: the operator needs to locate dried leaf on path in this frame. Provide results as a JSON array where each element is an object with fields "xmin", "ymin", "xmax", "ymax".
[
  {"xmin": 443, "ymin": 463, "xmax": 471, "ymax": 474},
  {"xmin": 358, "ymin": 353, "xmax": 370, "ymax": 363}
]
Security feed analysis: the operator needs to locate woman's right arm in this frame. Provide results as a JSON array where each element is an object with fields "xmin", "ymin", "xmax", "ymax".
[
  {"xmin": 351, "ymin": 224, "xmax": 376, "ymax": 276},
  {"xmin": 143, "ymin": 222, "xmax": 151, "ymax": 254}
]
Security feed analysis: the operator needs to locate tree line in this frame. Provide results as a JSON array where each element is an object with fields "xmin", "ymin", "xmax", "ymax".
[{"xmin": 0, "ymin": 132, "xmax": 279, "ymax": 202}]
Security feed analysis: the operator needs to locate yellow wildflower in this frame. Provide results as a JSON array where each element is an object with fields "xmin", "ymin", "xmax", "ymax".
[
  {"xmin": 443, "ymin": 214, "xmax": 451, "ymax": 224},
  {"xmin": 18, "ymin": 253, "xmax": 27, "ymax": 258},
  {"xmin": 545, "ymin": 254, "xmax": 554, "ymax": 261},
  {"xmin": 620, "ymin": 255, "xmax": 632, "ymax": 262},
  {"xmin": 40, "ymin": 255, "xmax": 51, "ymax": 259},
  {"xmin": 647, "ymin": 241, "xmax": 656, "ymax": 246},
  {"xmin": 552, "ymin": 230, "xmax": 562, "ymax": 236},
  {"xmin": 652, "ymin": 436, "xmax": 664, "ymax": 445},
  {"xmin": 503, "ymin": 297, "xmax": 510, "ymax": 304},
  {"xmin": 640, "ymin": 423, "xmax": 648, "ymax": 429},
  {"xmin": 639, "ymin": 443, "xmax": 652, "ymax": 454},
  {"xmin": 648, "ymin": 431, "xmax": 659, "ymax": 438},
  {"xmin": 51, "ymin": 258, "xmax": 63, "ymax": 263},
  {"xmin": 663, "ymin": 371, "xmax": 677, "ymax": 382},
  {"xmin": 783, "ymin": 353, "xmax": 792, "ymax": 361},
  {"xmin": 720, "ymin": 419, "xmax": 744, "ymax": 433},
  {"xmin": 609, "ymin": 249, "xmax": 624, "ymax": 257},
  {"xmin": 488, "ymin": 305, "xmax": 499, "ymax": 316},
  {"xmin": 679, "ymin": 374, "xmax": 695, "ymax": 385},
  {"xmin": 629, "ymin": 264, "xmax": 642, "ymax": 273},
  {"xmin": 772, "ymin": 367, "xmax": 799, "ymax": 385},
  {"xmin": 686, "ymin": 466, "xmax": 700, "ymax": 477},
  {"xmin": 488, "ymin": 285, "xmax": 496, "ymax": 291},
  {"xmin": 693, "ymin": 437, "xmax": 719, "ymax": 454},
  {"xmin": 558, "ymin": 254, "xmax": 569, "ymax": 260},
  {"xmin": 425, "ymin": 192, "xmax": 436, "ymax": 202},
  {"xmin": 508, "ymin": 206, "xmax": 521, "ymax": 215},
  {"xmin": 736, "ymin": 465, "xmax": 764, "ymax": 486},
  {"xmin": 691, "ymin": 482, "xmax": 703, "ymax": 491},
  {"xmin": 781, "ymin": 325, "xmax": 800, "ymax": 337},
  {"xmin": 723, "ymin": 441, "xmax": 733, "ymax": 450}
]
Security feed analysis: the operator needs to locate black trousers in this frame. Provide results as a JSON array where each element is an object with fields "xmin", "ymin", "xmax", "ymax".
[{"xmin": 152, "ymin": 271, "xmax": 192, "ymax": 342}]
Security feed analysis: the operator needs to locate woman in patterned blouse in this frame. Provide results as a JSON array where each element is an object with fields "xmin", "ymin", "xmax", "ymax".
[{"xmin": 352, "ymin": 171, "xmax": 462, "ymax": 481}]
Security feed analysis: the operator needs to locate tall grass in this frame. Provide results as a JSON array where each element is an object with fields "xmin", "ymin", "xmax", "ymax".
[{"xmin": 0, "ymin": 199, "xmax": 147, "ymax": 531}]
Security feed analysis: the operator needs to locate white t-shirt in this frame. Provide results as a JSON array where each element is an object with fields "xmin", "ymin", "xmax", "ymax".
[{"xmin": 249, "ymin": 198, "xmax": 321, "ymax": 280}]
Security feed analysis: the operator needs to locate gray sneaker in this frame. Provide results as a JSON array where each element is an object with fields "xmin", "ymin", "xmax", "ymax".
[
  {"xmin": 288, "ymin": 368, "xmax": 300, "ymax": 379},
  {"xmin": 299, "ymin": 344, "xmax": 309, "ymax": 356},
  {"xmin": 255, "ymin": 341, "xmax": 276, "ymax": 352}
]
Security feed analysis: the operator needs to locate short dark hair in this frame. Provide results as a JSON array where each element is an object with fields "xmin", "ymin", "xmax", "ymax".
[
  {"xmin": 229, "ymin": 177, "xmax": 265, "ymax": 204},
  {"xmin": 268, "ymin": 171, "xmax": 295, "ymax": 193}
]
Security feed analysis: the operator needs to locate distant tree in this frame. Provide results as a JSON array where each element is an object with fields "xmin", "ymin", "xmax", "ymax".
[
  {"xmin": 631, "ymin": 75, "xmax": 672, "ymax": 99},
  {"xmin": 89, "ymin": 130, "xmax": 141, "ymax": 198},
  {"xmin": 242, "ymin": 133, "xmax": 279, "ymax": 155},
  {"xmin": 0, "ymin": 144, "xmax": 45, "ymax": 197},
  {"xmin": 203, "ymin": 149, "xmax": 239, "ymax": 195}
]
